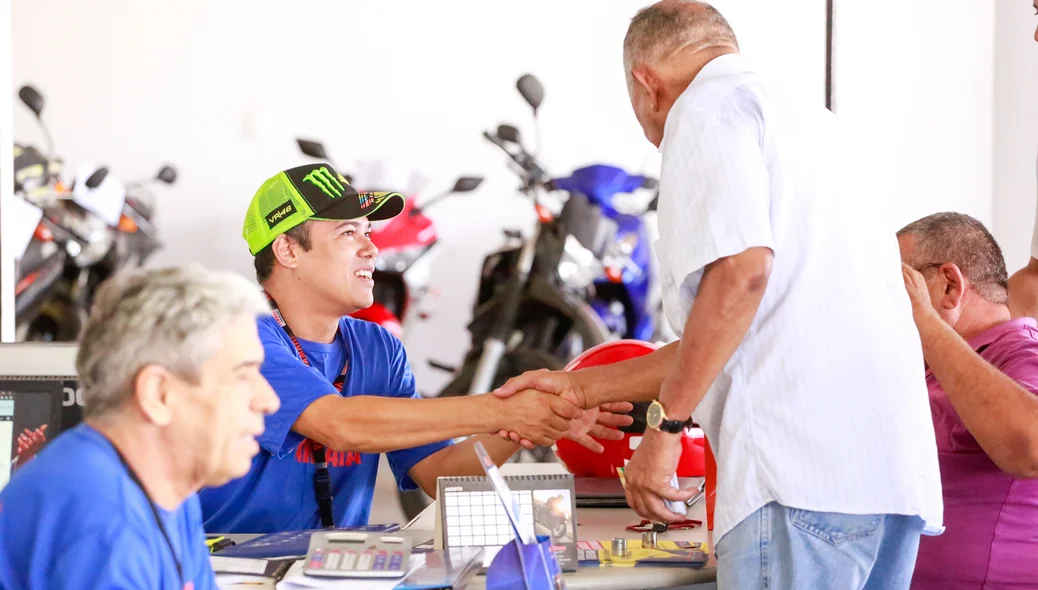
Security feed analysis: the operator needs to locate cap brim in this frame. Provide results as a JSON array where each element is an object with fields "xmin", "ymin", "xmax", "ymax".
[{"xmin": 311, "ymin": 191, "xmax": 405, "ymax": 223}]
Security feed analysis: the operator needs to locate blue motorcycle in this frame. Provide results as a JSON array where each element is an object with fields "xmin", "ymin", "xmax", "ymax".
[{"xmin": 552, "ymin": 164, "xmax": 661, "ymax": 342}]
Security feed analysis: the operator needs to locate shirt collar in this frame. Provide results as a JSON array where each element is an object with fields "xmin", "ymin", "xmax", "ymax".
[
  {"xmin": 660, "ymin": 52, "xmax": 753, "ymax": 150},
  {"xmin": 966, "ymin": 317, "xmax": 1038, "ymax": 351},
  {"xmin": 688, "ymin": 52, "xmax": 754, "ymax": 89}
]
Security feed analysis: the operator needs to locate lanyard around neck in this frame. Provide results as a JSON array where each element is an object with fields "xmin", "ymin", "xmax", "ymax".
[
  {"xmin": 109, "ymin": 442, "xmax": 185, "ymax": 587},
  {"xmin": 264, "ymin": 292, "xmax": 342, "ymax": 528},
  {"xmin": 265, "ymin": 293, "xmax": 348, "ymax": 389}
]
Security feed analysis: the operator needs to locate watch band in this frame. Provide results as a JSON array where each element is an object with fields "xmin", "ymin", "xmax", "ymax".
[{"xmin": 658, "ymin": 416, "xmax": 693, "ymax": 434}]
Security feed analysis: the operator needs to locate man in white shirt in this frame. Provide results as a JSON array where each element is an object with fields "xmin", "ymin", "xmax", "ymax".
[
  {"xmin": 1006, "ymin": 151, "xmax": 1038, "ymax": 318},
  {"xmin": 493, "ymin": 1, "xmax": 944, "ymax": 587}
]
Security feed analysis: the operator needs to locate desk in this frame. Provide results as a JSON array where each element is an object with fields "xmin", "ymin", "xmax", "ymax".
[
  {"xmin": 460, "ymin": 501, "xmax": 716, "ymax": 590},
  {"xmin": 218, "ymin": 502, "xmax": 716, "ymax": 589}
]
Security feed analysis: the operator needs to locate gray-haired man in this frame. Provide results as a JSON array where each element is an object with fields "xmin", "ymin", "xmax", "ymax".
[{"xmin": 0, "ymin": 265, "xmax": 280, "ymax": 590}]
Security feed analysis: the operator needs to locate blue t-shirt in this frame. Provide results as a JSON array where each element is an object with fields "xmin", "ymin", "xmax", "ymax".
[
  {"xmin": 0, "ymin": 423, "xmax": 215, "ymax": 590},
  {"xmin": 198, "ymin": 315, "xmax": 452, "ymax": 533}
]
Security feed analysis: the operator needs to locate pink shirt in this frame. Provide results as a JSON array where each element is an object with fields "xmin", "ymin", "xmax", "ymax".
[{"xmin": 913, "ymin": 317, "xmax": 1038, "ymax": 590}]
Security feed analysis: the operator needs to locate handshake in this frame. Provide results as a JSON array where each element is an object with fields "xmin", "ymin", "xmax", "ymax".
[{"xmin": 483, "ymin": 369, "xmax": 634, "ymax": 453}]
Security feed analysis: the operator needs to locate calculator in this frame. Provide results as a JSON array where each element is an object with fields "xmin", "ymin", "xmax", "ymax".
[{"xmin": 302, "ymin": 531, "xmax": 413, "ymax": 578}]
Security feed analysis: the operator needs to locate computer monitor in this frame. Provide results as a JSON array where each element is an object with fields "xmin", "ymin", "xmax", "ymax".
[
  {"xmin": 0, "ymin": 343, "xmax": 80, "ymax": 491},
  {"xmin": 0, "ymin": 379, "xmax": 64, "ymax": 489}
]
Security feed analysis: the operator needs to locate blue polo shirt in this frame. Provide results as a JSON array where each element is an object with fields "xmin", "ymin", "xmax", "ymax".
[
  {"xmin": 198, "ymin": 315, "xmax": 452, "ymax": 533},
  {"xmin": 0, "ymin": 423, "xmax": 215, "ymax": 590}
]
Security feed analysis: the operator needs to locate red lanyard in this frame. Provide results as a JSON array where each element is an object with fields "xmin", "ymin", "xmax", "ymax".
[
  {"xmin": 265, "ymin": 291, "xmax": 341, "ymax": 528},
  {"xmin": 266, "ymin": 296, "xmax": 348, "ymax": 390}
]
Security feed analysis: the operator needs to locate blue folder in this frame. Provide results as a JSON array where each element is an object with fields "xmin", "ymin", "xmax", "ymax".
[{"xmin": 214, "ymin": 524, "xmax": 400, "ymax": 559}]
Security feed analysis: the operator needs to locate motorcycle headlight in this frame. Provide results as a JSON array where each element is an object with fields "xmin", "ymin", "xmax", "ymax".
[{"xmin": 558, "ymin": 236, "xmax": 598, "ymax": 289}]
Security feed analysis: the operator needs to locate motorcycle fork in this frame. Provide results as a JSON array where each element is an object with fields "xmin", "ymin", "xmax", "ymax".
[{"xmin": 468, "ymin": 223, "xmax": 542, "ymax": 395}]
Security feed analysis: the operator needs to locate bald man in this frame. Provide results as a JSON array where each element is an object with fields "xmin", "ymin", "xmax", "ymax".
[{"xmin": 494, "ymin": 2, "xmax": 944, "ymax": 588}]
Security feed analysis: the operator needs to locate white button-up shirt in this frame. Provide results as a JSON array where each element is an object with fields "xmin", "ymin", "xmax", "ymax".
[{"xmin": 655, "ymin": 54, "xmax": 944, "ymax": 543}]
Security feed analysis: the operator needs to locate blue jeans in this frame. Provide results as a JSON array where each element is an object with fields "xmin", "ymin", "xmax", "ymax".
[{"xmin": 715, "ymin": 501, "xmax": 924, "ymax": 590}]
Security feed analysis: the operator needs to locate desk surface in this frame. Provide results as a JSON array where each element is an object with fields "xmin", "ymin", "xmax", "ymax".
[
  {"xmin": 219, "ymin": 502, "xmax": 715, "ymax": 589},
  {"xmin": 466, "ymin": 501, "xmax": 716, "ymax": 590}
]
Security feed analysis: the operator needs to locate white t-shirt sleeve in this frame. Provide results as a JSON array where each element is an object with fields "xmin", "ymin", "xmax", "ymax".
[{"xmin": 658, "ymin": 89, "xmax": 775, "ymax": 297}]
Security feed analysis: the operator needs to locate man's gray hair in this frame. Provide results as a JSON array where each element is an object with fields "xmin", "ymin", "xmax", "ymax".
[
  {"xmin": 76, "ymin": 264, "xmax": 270, "ymax": 419},
  {"xmin": 897, "ymin": 212, "xmax": 1010, "ymax": 305},
  {"xmin": 622, "ymin": 1, "xmax": 739, "ymax": 88}
]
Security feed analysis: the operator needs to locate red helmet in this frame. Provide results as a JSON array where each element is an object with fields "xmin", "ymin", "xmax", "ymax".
[{"xmin": 554, "ymin": 340, "xmax": 706, "ymax": 478}]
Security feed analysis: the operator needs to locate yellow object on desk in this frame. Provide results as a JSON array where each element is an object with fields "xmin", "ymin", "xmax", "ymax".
[{"xmin": 578, "ymin": 539, "xmax": 710, "ymax": 568}]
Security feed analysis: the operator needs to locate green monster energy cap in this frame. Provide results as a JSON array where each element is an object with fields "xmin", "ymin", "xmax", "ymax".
[{"xmin": 242, "ymin": 163, "xmax": 405, "ymax": 255}]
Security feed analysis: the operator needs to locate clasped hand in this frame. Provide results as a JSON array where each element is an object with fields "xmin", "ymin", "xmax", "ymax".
[{"xmin": 491, "ymin": 369, "xmax": 635, "ymax": 452}]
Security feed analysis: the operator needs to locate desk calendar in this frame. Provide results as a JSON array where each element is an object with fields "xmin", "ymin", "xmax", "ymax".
[{"xmin": 436, "ymin": 473, "xmax": 578, "ymax": 571}]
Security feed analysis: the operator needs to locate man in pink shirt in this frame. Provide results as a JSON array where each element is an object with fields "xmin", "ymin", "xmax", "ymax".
[{"xmin": 898, "ymin": 212, "xmax": 1038, "ymax": 589}]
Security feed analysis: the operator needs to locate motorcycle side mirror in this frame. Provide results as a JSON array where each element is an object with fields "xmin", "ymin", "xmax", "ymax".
[
  {"xmin": 85, "ymin": 167, "xmax": 109, "ymax": 189},
  {"xmin": 496, "ymin": 124, "xmax": 521, "ymax": 144},
  {"xmin": 516, "ymin": 74, "xmax": 544, "ymax": 112},
  {"xmin": 156, "ymin": 165, "xmax": 177, "ymax": 184},
  {"xmin": 451, "ymin": 176, "xmax": 484, "ymax": 193},
  {"xmin": 297, "ymin": 138, "xmax": 329, "ymax": 160},
  {"xmin": 18, "ymin": 85, "xmax": 44, "ymax": 118}
]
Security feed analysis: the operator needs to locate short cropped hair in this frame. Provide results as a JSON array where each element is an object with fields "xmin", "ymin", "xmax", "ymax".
[
  {"xmin": 76, "ymin": 264, "xmax": 270, "ymax": 419},
  {"xmin": 897, "ymin": 212, "xmax": 1009, "ymax": 305},
  {"xmin": 623, "ymin": 1, "xmax": 739, "ymax": 87},
  {"xmin": 253, "ymin": 222, "xmax": 312, "ymax": 283}
]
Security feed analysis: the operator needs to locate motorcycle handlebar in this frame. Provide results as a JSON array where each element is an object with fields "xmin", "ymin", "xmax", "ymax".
[{"xmin": 482, "ymin": 131, "xmax": 549, "ymax": 187}]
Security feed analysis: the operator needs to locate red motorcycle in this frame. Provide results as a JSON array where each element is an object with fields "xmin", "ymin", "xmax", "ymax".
[{"xmin": 296, "ymin": 139, "xmax": 483, "ymax": 338}]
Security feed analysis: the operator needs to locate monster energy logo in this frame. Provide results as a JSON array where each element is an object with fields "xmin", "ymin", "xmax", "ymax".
[{"xmin": 302, "ymin": 166, "xmax": 346, "ymax": 199}]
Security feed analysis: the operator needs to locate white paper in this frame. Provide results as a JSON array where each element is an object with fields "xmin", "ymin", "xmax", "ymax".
[
  {"xmin": 210, "ymin": 555, "xmax": 271, "ymax": 575},
  {"xmin": 71, "ymin": 162, "xmax": 126, "ymax": 227},
  {"xmin": 216, "ymin": 574, "xmax": 276, "ymax": 590},
  {"xmin": 4, "ymin": 198, "xmax": 44, "ymax": 261}
]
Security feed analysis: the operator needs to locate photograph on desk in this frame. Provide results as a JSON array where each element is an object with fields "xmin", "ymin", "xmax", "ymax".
[
  {"xmin": 437, "ymin": 473, "xmax": 579, "ymax": 571},
  {"xmin": 532, "ymin": 489, "xmax": 575, "ymax": 542}
]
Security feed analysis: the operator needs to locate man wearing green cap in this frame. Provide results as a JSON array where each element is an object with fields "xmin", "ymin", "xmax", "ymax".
[{"xmin": 198, "ymin": 163, "xmax": 633, "ymax": 533}]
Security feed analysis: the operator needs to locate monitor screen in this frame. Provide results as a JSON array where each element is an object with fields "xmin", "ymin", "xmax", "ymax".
[{"xmin": 0, "ymin": 379, "xmax": 64, "ymax": 490}]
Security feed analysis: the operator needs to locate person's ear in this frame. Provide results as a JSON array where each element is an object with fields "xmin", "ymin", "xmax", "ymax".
[
  {"xmin": 133, "ymin": 365, "xmax": 175, "ymax": 426},
  {"xmin": 631, "ymin": 66, "xmax": 662, "ymax": 112},
  {"xmin": 271, "ymin": 234, "xmax": 300, "ymax": 270},
  {"xmin": 937, "ymin": 263, "xmax": 968, "ymax": 310}
]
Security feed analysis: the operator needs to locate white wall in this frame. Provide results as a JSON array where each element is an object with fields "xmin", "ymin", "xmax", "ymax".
[
  {"xmin": 10, "ymin": 0, "xmax": 825, "ymax": 391},
  {"xmin": 993, "ymin": 3, "xmax": 1038, "ymax": 269},
  {"xmin": 833, "ymin": 0, "xmax": 995, "ymax": 234}
]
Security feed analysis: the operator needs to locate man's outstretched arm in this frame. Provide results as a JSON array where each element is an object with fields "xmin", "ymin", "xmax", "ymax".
[
  {"xmin": 489, "ymin": 349, "xmax": 672, "ymax": 450},
  {"xmin": 494, "ymin": 344, "xmax": 679, "ymax": 408},
  {"xmin": 294, "ymin": 390, "xmax": 582, "ymax": 454}
]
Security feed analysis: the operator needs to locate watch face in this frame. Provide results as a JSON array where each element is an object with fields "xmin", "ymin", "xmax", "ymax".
[{"xmin": 646, "ymin": 401, "xmax": 662, "ymax": 429}]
